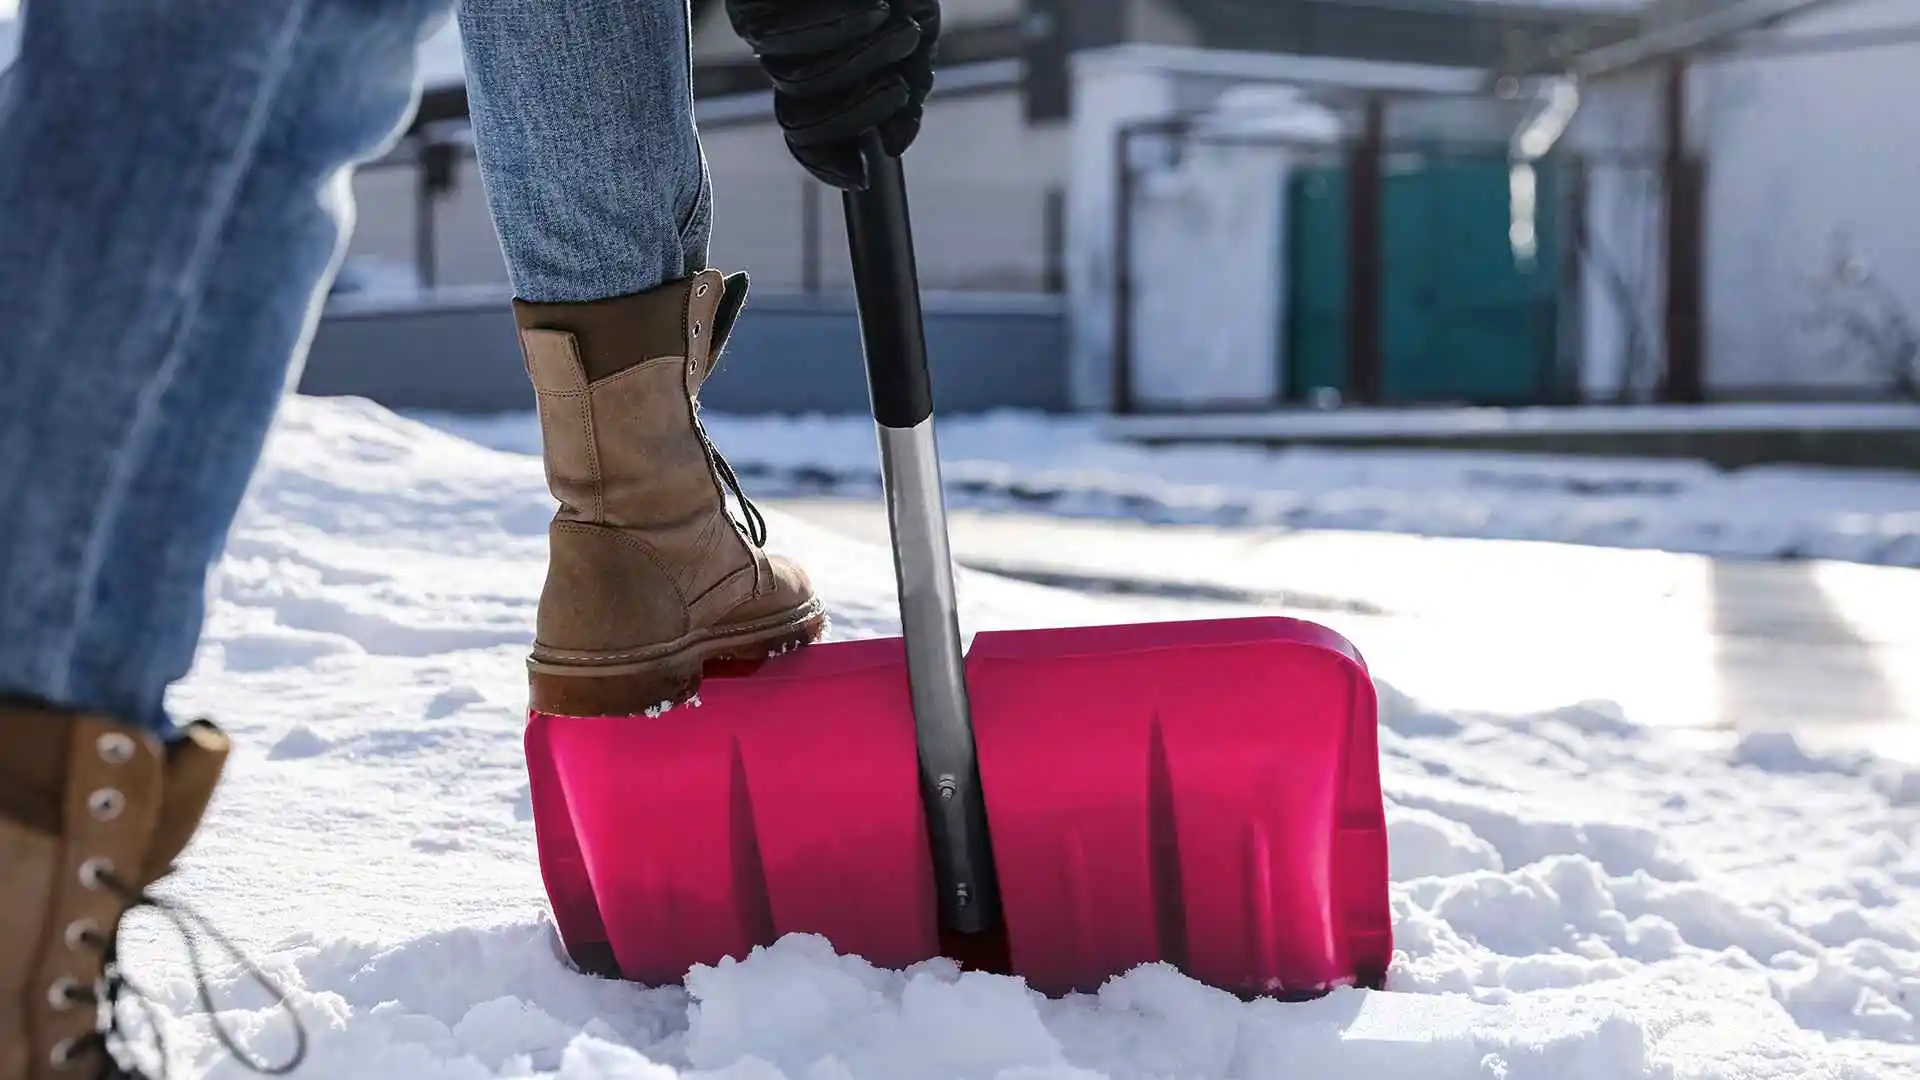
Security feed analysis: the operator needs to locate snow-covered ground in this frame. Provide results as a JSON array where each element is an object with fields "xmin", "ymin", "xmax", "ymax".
[
  {"xmin": 436, "ymin": 410, "xmax": 1920, "ymax": 568},
  {"xmin": 788, "ymin": 498, "xmax": 1920, "ymax": 764},
  {"xmin": 1103, "ymin": 402, "xmax": 1920, "ymax": 436},
  {"xmin": 116, "ymin": 396, "xmax": 1920, "ymax": 1079}
]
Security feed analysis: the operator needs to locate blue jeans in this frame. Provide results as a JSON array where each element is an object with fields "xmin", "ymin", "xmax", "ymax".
[{"xmin": 0, "ymin": 0, "xmax": 712, "ymax": 734}]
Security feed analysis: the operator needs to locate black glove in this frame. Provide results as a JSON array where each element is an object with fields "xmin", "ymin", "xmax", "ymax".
[{"xmin": 724, "ymin": 0, "xmax": 940, "ymax": 189}]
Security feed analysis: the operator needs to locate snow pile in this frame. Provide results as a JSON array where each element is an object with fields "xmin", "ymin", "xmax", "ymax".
[
  {"xmin": 432, "ymin": 410, "xmax": 1920, "ymax": 569},
  {"xmin": 112, "ymin": 396, "xmax": 1920, "ymax": 1078}
]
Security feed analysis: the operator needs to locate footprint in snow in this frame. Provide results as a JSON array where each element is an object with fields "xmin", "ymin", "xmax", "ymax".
[
  {"xmin": 426, "ymin": 685, "xmax": 487, "ymax": 720},
  {"xmin": 271, "ymin": 592, "xmax": 528, "ymax": 658},
  {"xmin": 215, "ymin": 629, "xmax": 360, "ymax": 674},
  {"xmin": 269, "ymin": 725, "xmax": 333, "ymax": 760}
]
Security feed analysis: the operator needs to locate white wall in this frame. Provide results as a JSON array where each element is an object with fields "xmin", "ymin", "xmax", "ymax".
[
  {"xmin": 1128, "ymin": 0, "xmax": 1203, "ymax": 46},
  {"xmin": 687, "ymin": 0, "xmax": 1063, "ymax": 292},
  {"xmin": 341, "ymin": 79, "xmax": 1063, "ymax": 299},
  {"xmin": 1066, "ymin": 45, "xmax": 1486, "ymax": 411},
  {"xmin": 428, "ymin": 160, "xmax": 513, "ymax": 286},
  {"xmin": 700, "ymin": 85, "xmax": 1067, "ymax": 293},
  {"xmin": 1696, "ymin": 0, "xmax": 1920, "ymax": 394},
  {"xmin": 337, "ymin": 3, "xmax": 1056, "ymax": 299},
  {"xmin": 1561, "ymin": 70, "xmax": 1668, "ymax": 401},
  {"xmin": 1127, "ymin": 89, "xmax": 1341, "ymax": 408},
  {"xmin": 340, "ymin": 156, "xmax": 509, "ymax": 292},
  {"xmin": 341, "ymin": 167, "xmax": 421, "ymax": 280}
]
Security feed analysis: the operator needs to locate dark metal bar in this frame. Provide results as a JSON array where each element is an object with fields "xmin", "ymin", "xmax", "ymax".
[
  {"xmin": 845, "ymin": 153, "xmax": 935, "ymax": 428},
  {"xmin": 1112, "ymin": 125, "xmax": 1138, "ymax": 413},
  {"xmin": 1043, "ymin": 187, "xmax": 1067, "ymax": 295},
  {"xmin": 1662, "ymin": 58, "xmax": 1705, "ymax": 403},
  {"xmin": 1345, "ymin": 96, "xmax": 1386, "ymax": 405},
  {"xmin": 802, "ymin": 178, "xmax": 823, "ymax": 295},
  {"xmin": 414, "ymin": 139, "xmax": 437, "ymax": 291},
  {"xmin": 1562, "ymin": 154, "xmax": 1592, "ymax": 404}
]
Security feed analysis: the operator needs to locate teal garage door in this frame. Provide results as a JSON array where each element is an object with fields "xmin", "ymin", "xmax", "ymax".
[{"xmin": 1283, "ymin": 155, "xmax": 1563, "ymax": 404}]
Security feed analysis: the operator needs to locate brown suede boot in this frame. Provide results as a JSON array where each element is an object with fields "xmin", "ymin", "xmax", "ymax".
[
  {"xmin": 514, "ymin": 269, "xmax": 826, "ymax": 716},
  {"xmin": 0, "ymin": 704, "xmax": 231, "ymax": 1080}
]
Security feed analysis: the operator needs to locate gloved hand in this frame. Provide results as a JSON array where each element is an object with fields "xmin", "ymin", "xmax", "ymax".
[{"xmin": 724, "ymin": 0, "xmax": 940, "ymax": 189}]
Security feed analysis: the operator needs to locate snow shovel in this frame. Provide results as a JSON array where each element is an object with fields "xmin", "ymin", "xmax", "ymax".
[{"xmin": 522, "ymin": 137, "xmax": 1392, "ymax": 997}]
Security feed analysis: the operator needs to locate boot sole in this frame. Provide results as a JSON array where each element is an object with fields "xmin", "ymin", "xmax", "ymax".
[{"xmin": 526, "ymin": 600, "xmax": 828, "ymax": 717}]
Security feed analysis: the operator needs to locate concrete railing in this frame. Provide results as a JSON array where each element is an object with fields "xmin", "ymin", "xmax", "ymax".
[{"xmin": 300, "ymin": 288, "xmax": 1071, "ymax": 416}]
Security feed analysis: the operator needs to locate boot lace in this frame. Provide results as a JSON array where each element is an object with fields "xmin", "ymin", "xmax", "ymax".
[
  {"xmin": 52, "ymin": 868, "xmax": 308, "ymax": 1079},
  {"xmin": 687, "ymin": 275, "xmax": 768, "ymax": 550},
  {"xmin": 708, "ymin": 444, "xmax": 769, "ymax": 548},
  {"xmin": 691, "ymin": 410, "xmax": 768, "ymax": 547}
]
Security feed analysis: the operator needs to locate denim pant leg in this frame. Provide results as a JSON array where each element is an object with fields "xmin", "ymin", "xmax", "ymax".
[
  {"xmin": 0, "ymin": 0, "xmax": 451, "ymax": 734},
  {"xmin": 458, "ymin": 0, "xmax": 712, "ymax": 303}
]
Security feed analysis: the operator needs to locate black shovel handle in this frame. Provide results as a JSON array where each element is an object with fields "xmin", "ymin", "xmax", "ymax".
[{"xmin": 842, "ymin": 136, "xmax": 936, "ymax": 431}]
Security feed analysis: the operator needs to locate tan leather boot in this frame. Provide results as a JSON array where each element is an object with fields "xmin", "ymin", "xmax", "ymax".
[
  {"xmin": 0, "ymin": 704, "xmax": 229, "ymax": 1080},
  {"xmin": 514, "ymin": 269, "xmax": 826, "ymax": 716}
]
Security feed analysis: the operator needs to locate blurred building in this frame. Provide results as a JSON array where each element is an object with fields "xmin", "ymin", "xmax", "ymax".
[
  {"xmin": 322, "ymin": 0, "xmax": 1647, "ymax": 415},
  {"xmin": 338, "ymin": 0, "xmax": 1643, "ymax": 300},
  {"xmin": 1641, "ymin": 0, "xmax": 1920, "ymax": 402},
  {"xmin": 14, "ymin": 3, "xmax": 1910, "ymax": 423}
]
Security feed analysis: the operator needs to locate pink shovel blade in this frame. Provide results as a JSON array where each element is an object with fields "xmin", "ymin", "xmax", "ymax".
[{"xmin": 525, "ymin": 615, "xmax": 1390, "ymax": 996}]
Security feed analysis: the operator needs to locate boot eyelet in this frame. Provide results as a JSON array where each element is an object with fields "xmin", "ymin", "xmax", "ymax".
[
  {"xmin": 96, "ymin": 732, "xmax": 136, "ymax": 764},
  {"xmin": 50, "ymin": 1036, "xmax": 81, "ymax": 1069},
  {"xmin": 79, "ymin": 856, "xmax": 114, "ymax": 890},
  {"xmin": 65, "ymin": 919, "xmax": 100, "ymax": 950},
  {"xmin": 691, "ymin": 321, "xmax": 703, "ymax": 337},
  {"xmin": 695, "ymin": 281, "xmax": 710, "ymax": 297},
  {"xmin": 47, "ymin": 976, "xmax": 83, "ymax": 1010},
  {"xmin": 88, "ymin": 787, "xmax": 126, "ymax": 821}
]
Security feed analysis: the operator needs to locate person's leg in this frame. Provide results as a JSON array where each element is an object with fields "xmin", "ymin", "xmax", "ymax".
[
  {"xmin": 0, "ymin": 2, "xmax": 447, "ymax": 1074},
  {"xmin": 458, "ymin": 0, "xmax": 822, "ymax": 718},
  {"xmin": 458, "ymin": 0, "xmax": 711, "ymax": 302},
  {"xmin": 0, "ymin": 0, "xmax": 449, "ymax": 734}
]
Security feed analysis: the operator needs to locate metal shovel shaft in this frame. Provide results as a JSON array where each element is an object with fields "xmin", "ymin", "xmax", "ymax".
[{"xmin": 842, "ymin": 140, "xmax": 1000, "ymax": 935}]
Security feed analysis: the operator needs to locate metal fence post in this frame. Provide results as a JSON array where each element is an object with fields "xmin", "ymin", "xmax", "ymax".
[
  {"xmin": 802, "ymin": 176, "xmax": 823, "ymax": 295},
  {"xmin": 1043, "ymin": 188, "xmax": 1067, "ymax": 294},
  {"xmin": 414, "ymin": 137, "xmax": 457, "ymax": 292},
  {"xmin": 1345, "ymin": 96, "xmax": 1386, "ymax": 406},
  {"xmin": 1112, "ymin": 124, "xmax": 1137, "ymax": 414},
  {"xmin": 1661, "ymin": 56, "xmax": 1706, "ymax": 403}
]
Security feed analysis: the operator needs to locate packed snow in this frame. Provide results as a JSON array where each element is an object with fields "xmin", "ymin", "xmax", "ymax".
[
  {"xmin": 103, "ymin": 396, "xmax": 1919, "ymax": 1078},
  {"xmin": 781, "ymin": 495, "xmax": 1920, "ymax": 764},
  {"xmin": 435, "ymin": 409, "xmax": 1920, "ymax": 569}
]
